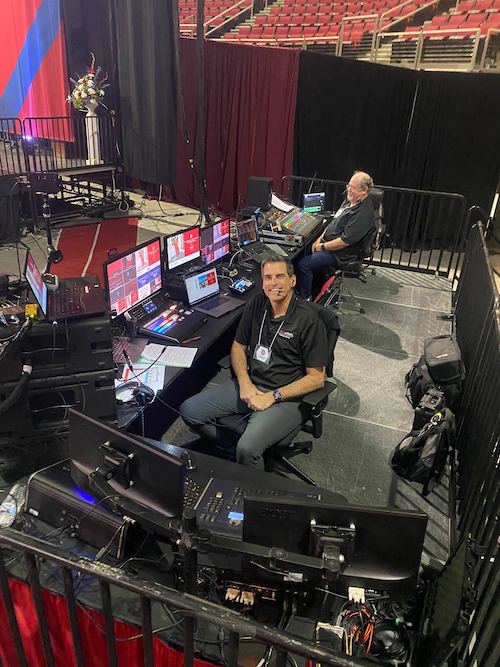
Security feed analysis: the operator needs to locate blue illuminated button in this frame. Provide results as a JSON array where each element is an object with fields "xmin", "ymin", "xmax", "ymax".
[{"xmin": 228, "ymin": 511, "xmax": 244, "ymax": 521}]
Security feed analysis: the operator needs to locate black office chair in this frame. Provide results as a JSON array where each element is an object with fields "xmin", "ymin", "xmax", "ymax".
[
  {"xmin": 215, "ymin": 303, "xmax": 340, "ymax": 485},
  {"xmin": 315, "ymin": 188, "xmax": 384, "ymax": 313}
]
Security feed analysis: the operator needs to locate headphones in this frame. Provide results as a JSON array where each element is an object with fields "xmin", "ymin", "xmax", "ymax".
[{"xmin": 115, "ymin": 380, "xmax": 155, "ymax": 406}]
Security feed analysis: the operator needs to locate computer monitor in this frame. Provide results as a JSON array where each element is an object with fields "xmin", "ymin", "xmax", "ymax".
[
  {"xmin": 103, "ymin": 237, "xmax": 162, "ymax": 318},
  {"xmin": 68, "ymin": 409, "xmax": 185, "ymax": 520},
  {"xmin": 164, "ymin": 226, "xmax": 201, "ymax": 271},
  {"xmin": 185, "ymin": 267, "xmax": 220, "ymax": 306},
  {"xmin": 243, "ymin": 496, "xmax": 427, "ymax": 596},
  {"xmin": 303, "ymin": 192, "xmax": 325, "ymax": 213},
  {"xmin": 235, "ymin": 218, "xmax": 259, "ymax": 248},
  {"xmin": 200, "ymin": 219, "xmax": 231, "ymax": 265},
  {"xmin": 24, "ymin": 251, "xmax": 48, "ymax": 315}
]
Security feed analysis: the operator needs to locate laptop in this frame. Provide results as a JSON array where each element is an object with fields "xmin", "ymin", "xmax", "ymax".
[
  {"xmin": 184, "ymin": 267, "xmax": 244, "ymax": 318},
  {"xmin": 235, "ymin": 218, "xmax": 286, "ymax": 262},
  {"xmin": 24, "ymin": 251, "xmax": 106, "ymax": 320},
  {"xmin": 303, "ymin": 191, "xmax": 325, "ymax": 213}
]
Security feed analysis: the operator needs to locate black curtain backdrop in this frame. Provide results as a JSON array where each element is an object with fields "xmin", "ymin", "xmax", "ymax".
[
  {"xmin": 295, "ymin": 53, "xmax": 500, "ymax": 213},
  {"xmin": 172, "ymin": 39, "xmax": 300, "ymax": 214},
  {"xmin": 61, "ymin": 0, "xmax": 117, "ymax": 112},
  {"xmin": 294, "ymin": 53, "xmax": 418, "ymax": 187},
  {"xmin": 114, "ymin": 0, "xmax": 177, "ymax": 185}
]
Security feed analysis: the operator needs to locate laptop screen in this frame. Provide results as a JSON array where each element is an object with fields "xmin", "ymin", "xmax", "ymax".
[
  {"xmin": 165, "ymin": 226, "xmax": 201, "ymax": 271},
  {"xmin": 236, "ymin": 218, "xmax": 259, "ymax": 248},
  {"xmin": 25, "ymin": 252, "xmax": 48, "ymax": 315},
  {"xmin": 104, "ymin": 238, "xmax": 162, "ymax": 317},
  {"xmin": 303, "ymin": 192, "xmax": 325, "ymax": 213},
  {"xmin": 200, "ymin": 219, "xmax": 231, "ymax": 265},
  {"xmin": 184, "ymin": 268, "xmax": 219, "ymax": 306}
]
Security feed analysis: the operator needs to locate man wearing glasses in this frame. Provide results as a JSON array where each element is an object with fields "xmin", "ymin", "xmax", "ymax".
[{"xmin": 297, "ymin": 171, "xmax": 375, "ymax": 300}]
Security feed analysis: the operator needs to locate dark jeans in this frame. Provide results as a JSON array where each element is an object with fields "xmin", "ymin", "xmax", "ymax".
[
  {"xmin": 296, "ymin": 250, "xmax": 340, "ymax": 299},
  {"xmin": 179, "ymin": 378, "xmax": 306, "ymax": 468}
]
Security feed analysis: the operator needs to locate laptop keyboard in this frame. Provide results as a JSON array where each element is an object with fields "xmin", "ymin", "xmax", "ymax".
[{"xmin": 51, "ymin": 288, "xmax": 83, "ymax": 315}]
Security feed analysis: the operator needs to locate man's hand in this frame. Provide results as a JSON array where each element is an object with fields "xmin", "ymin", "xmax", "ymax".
[
  {"xmin": 239, "ymin": 381, "xmax": 260, "ymax": 405},
  {"xmin": 312, "ymin": 238, "xmax": 324, "ymax": 253},
  {"xmin": 247, "ymin": 391, "xmax": 275, "ymax": 412}
]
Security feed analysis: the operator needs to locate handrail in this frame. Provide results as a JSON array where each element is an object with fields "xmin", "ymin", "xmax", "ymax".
[
  {"xmin": 480, "ymin": 26, "xmax": 500, "ymax": 68},
  {"xmin": 205, "ymin": 0, "xmax": 253, "ymax": 36},
  {"xmin": 0, "ymin": 527, "xmax": 368, "ymax": 667},
  {"xmin": 381, "ymin": 0, "xmax": 439, "ymax": 31}
]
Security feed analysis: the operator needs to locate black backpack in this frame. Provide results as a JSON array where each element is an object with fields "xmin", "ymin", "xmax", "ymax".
[
  {"xmin": 390, "ymin": 409, "xmax": 456, "ymax": 496},
  {"xmin": 405, "ymin": 355, "xmax": 462, "ymax": 413}
]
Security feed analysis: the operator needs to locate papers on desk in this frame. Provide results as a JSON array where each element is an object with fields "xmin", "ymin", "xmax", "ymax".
[
  {"xmin": 115, "ymin": 364, "xmax": 165, "ymax": 396},
  {"xmin": 139, "ymin": 342, "xmax": 198, "ymax": 369},
  {"xmin": 271, "ymin": 193, "xmax": 294, "ymax": 213}
]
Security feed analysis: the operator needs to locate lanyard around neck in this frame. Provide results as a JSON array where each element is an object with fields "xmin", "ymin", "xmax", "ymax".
[{"xmin": 257, "ymin": 310, "xmax": 284, "ymax": 354}]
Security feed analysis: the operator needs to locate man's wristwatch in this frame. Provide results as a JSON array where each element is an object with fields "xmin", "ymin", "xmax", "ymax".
[{"xmin": 273, "ymin": 389, "xmax": 282, "ymax": 403}]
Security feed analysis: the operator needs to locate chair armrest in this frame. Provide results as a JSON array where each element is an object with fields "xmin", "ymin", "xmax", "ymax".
[{"xmin": 300, "ymin": 380, "xmax": 337, "ymax": 408}]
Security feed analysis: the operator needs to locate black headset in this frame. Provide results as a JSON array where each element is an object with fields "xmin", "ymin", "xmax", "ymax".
[{"xmin": 115, "ymin": 380, "xmax": 155, "ymax": 407}]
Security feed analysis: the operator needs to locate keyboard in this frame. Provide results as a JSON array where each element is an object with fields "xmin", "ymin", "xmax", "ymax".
[
  {"xmin": 184, "ymin": 476, "xmax": 203, "ymax": 511},
  {"xmin": 50, "ymin": 287, "xmax": 83, "ymax": 315},
  {"xmin": 244, "ymin": 242, "xmax": 279, "ymax": 259}
]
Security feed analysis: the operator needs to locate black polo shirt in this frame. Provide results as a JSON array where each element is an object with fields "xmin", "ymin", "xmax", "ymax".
[
  {"xmin": 323, "ymin": 196, "xmax": 375, "ymax": 263},
  {"xmin": 234, "ymin": 292, "xmax": 328, "ymax": 391}
]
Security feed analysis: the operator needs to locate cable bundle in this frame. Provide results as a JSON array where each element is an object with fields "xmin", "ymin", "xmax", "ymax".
[{"xmin": 338, "ymin": 603, "xmax": 374, "ymax": 656}]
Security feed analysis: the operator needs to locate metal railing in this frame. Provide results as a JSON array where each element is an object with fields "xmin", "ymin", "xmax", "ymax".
[
  {"xmin": 0, "ymin": 527, "xmax": 369, "ymax": 667},
  {"xmin": 282, "ymin": 175, "xmax": 468, "ymax": 280},
  {"xmin": 447, "ymin": 222, "xmax": 500, "ymax": 666},
  {"xmin": 0, "ymin": 113, "xmax": 118, "ymax": 177},
  {"xmin": 0, "ymin": 118, "xmax": 25, "ymax": 175}
]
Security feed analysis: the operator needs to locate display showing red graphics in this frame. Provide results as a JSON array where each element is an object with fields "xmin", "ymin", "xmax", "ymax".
[
  {"xmin": 106, "ymin": 239, "xmax": 162, "ymax": 316},
  {"xmin": 201, "ymin": 219, "xmax": 231, "ymax": 265},
  {"xmin": 184, "ymin": 268, "xmax": 220, "ymax": 305},
  {"xmin": 166, "ymin": 227, "xmax": 201, "ymax": 270}
]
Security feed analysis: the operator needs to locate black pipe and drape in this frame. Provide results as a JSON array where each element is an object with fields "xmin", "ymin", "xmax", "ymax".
[
  {"xmin": 295, "ymin": 53, "xmax": 500, "ymax": 216},
  {"xmin": 112, "ymin": 0, "xmax": 177, "ymax": 185}
]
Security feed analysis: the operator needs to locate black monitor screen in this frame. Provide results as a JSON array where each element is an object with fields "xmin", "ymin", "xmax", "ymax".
[
  {"xmin": 103, "ymin": 238, "xmax": 162, "ymax": 317},
  {"xmin": 200, "ymin": 219, "xmax": 231, "ymax": 265},
  {"xmin": 165, "ymin": 226, "xmax": 201, "ymax": 271},
  {"xmin": 243, "ymin": 497, "xmax": 427, "ymax": 596},
  {"xmin": 68, "ymin": 410, "xmax": 184, "ymax": 519}
]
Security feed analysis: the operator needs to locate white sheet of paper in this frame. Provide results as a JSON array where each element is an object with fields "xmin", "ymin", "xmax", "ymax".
[
  {"xmin": 114, "ymin": 363, "xmax": 165, "ymax": 395},
  {"xmin": 271, "ymin": 193, "xmax": 293, "ymax": 213},
  {"xmin": 140, "ymin": 342, "xmax": 167, "ymax": 363},
  {"xmin": 163, "ymin": 346, "xmax": 198, "ymax": 368}
]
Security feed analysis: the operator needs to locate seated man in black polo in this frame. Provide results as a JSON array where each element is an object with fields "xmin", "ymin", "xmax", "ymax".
[
  {"xmin": 297, "ymin": 171, "xmax": 376, "ymax": 299},
  {"xmin": 179, "ymin": 257, "xmax": 328, "ymax": 467}
]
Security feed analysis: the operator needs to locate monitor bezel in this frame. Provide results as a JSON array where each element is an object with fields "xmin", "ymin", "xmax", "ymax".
[
  {"xmin": 102, "ymin": 236, "xmax": 163, "ymax": 318},
  {"xmin": 200, "ymin": 219, "xmax": 231, "ymax": 266},
  {"xmin": 164, "ymin": 225, "xmax": 201, "ymax": 272},
  {"xmin": 24, "ymin": 249, "xmax": 48, "ymax": 316}
]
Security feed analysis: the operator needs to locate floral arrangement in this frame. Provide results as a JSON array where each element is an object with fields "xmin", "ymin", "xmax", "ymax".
[{"xmin": 67, "ymin": 53, "xmax": 109, "ymax": 111}]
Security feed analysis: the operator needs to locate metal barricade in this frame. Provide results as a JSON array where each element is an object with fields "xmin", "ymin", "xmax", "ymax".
[
  {"xmin": 447, "ymin": 222, "xmax": 500, "ymax": 666},
  {"xmin": 281, "ymin": 175, "xmax": 468, "ymax": 280},
  {"xmin": 22, "ymin": 113, "xmax": 117, "ymax": 173},
  {"xmin": 0, "ymin": 118, "xmax": 25, "ymax": 175},
  {"xmin": 0, "ymin": 527, "xmax": 368, "ymax": 667}
]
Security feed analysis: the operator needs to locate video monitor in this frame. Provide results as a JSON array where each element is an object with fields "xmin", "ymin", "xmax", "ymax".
[
  {"xmin": 184, "ymin": 268, "xmax": 219, "ymax": 306},
  {"xmin": 243, "ymin": 496, "xmax": 427, "ymax": 596},
  {"xmin": 200, "ymin": 219, "xmax": 231, "ymax": 265},
  {"xmin": 165, "ymin": 226, "xmax": 201, "ymax": 271},
  {"xmin": 24, "ymin": 251, "xmax": 48, "ymax": 315},
  {"xmin": 68, "ymin": 410, "xmax": 184, "ymax": 521},
  {"xmin": 235, "ymin": 218, "xmax": 259, "ymax": 248},
  {"xmin": 303, "ymin": 192, "xmax": 325, "ymax": 213},
  {"xmin": 103, "ymin": 237, "xmax": 162, "ymax": 317}
]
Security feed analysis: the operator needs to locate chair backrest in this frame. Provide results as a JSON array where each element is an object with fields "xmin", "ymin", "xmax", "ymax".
[{"xmin": 306, "ymin": 301, "xmax": 340, "ymax": 376}]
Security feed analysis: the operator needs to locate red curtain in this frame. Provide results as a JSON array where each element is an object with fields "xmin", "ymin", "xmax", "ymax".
[
  {"xmin": 172, "ymin": 39, "xmax": 300, "ymax": 214},
  {"xmin": 0, "ymin": 578, "xmax": 219, "ymax": 667}
]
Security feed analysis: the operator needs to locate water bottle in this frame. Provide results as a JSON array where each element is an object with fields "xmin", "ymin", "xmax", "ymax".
[{"xmin": 0, "ymin": 482, "xmax": 26, "ymax": 528}]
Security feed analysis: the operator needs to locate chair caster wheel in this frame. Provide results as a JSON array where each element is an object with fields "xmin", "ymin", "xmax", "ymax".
[{"xmin": 359, "ymin": 308, "xmax": 365, "ymax": 314}]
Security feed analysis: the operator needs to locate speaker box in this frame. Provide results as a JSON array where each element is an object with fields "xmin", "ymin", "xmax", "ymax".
[{"xmin": 246, "ymin": 176, "xmax": 273, "ymax": 211}]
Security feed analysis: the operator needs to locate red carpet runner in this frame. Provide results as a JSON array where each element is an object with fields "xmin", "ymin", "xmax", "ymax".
[{"xmin": 53, "ymin": 217, "xmax": 139, "ymax": 285}]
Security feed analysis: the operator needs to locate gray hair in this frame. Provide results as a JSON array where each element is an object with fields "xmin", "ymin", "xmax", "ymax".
[{"xmin": 353, "ymin": 171, "xmax": 374, "ymax": 192}]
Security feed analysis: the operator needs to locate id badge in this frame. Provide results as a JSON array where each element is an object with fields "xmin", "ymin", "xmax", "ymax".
[{"xmin": 253, "ymin": 344, "xmax": 271, "ymax": 364}]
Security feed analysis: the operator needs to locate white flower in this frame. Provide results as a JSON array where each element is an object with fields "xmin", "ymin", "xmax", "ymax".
[
  {"xmin": 78, "ymin": 78, "xmax": 84, "ymax": 83},
  {"xmin": 81, "ymin": 92, "xmax": 87, "ymax": 99},
  {"xmin": 88, "ymin": 88, "xmax": 95, "ymax": 95},
  {"xmin": 99, "ymin": 89, "xmax": 105, "ymax": 96},
  {"xmin": 78, "ymin": 84, "xmax": 85, "ymax": 91},
  {"xmin": 88, "ymin": 73, "xmax": 94, "ymax": 78}
]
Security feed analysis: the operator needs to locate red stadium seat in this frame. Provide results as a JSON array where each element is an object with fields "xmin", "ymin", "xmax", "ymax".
[
  {"xmin": 262, "ymin": 26, "xmax": 275, "ymax": 39},
  {"xmin": 304, "ymin": 26, "xmax": 318, "ymax": 36},
  {"xmin": 289, "ymin": 26, "xmax": 303, "ymax": 37},
  {"xmin": 276, "ymin": 26, "xmax": 288, "ymax": 38}
]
